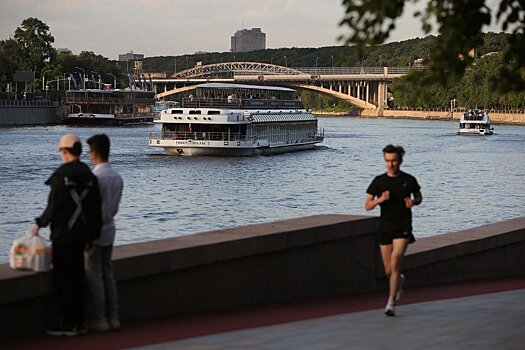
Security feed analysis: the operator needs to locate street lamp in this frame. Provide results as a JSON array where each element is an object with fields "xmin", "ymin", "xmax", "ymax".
[
  {"xmin": 75, "ymin": 66, "xmax": 86, "ymax": 90},
  {"xmin": 315, "ymin": 57, "xmax": 319, "ymax": 72},
  {"xmin": 92, "ymin": 71, "xmax": 102, "ymax": 90},
  {"xmin": 331, "ymin": 55, "xmax": 334, "ymax": 68},
  {"xmin": 42, "ymin": 69, "xmax": 51, "ymax": 93},
  {"xmin": 283, "ymin": 55, "xmax": 287, "ymax": 67},
  {"xmin": 106, "ymin": 73, "xmax": 117, "ymax": 89}
]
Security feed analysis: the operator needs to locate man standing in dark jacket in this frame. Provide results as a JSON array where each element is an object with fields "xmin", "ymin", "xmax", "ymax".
[{"xmin": 32, "ymin": 133, "xmax": 102, "ymax": 336}]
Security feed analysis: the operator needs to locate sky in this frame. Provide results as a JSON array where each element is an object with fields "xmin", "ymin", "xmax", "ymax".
[{"xmin": 0, "ymin": 0, "xmax": 507, "ymax": 60}]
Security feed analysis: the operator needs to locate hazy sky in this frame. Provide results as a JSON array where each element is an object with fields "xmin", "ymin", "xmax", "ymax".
[{"xmin": 0, "ymin": 0, "xmax": 507, "ymax": 60}]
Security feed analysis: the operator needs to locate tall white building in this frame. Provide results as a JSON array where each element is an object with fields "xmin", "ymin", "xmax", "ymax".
[{"xmin": 230, "ymin": 28, "xmax": 266, "ymax": 53}]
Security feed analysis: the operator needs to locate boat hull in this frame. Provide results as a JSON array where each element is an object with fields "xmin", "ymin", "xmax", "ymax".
[
  {"xmin": 458, "ymin": 129, "xmax": 493, "ymax": 135},
  {"xmin": 64, "ymin": 115, "xmax": 153, "ymax": 126},
  {"xmin": 155, "ymin": 142, "xmax": 320, "ymax": 156}
]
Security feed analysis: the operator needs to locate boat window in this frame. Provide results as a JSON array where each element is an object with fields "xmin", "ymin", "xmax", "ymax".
[
  {"xmin": 207, "ymin": 110, "xmax": 220, "ymax": 115},
  {"xmin": 171, "ymin": 110, "xmax": 183, "ymax": 114},
  {"xmin": 189, "ymin": 110, "xmax": 202, "ymax": 114}
]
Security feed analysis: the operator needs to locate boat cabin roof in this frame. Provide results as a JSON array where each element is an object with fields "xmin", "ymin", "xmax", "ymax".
[{"xmin": 195, "ymin": 83, "xmax": 295, "ymax": 92}]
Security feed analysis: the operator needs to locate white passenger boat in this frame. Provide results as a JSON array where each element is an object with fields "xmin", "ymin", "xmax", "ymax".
[
  {"xmin": 148, "ymin": 83, "xmax": 324, "ymax": 156},
  {"xmin": 458, "ymin": 109, "xmax": 494, "ymax": 135}
]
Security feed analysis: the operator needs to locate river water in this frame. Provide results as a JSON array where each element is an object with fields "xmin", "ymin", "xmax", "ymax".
[{"xmin": 1, "ymin": 117, "xmax": 524, "ymax": 263}]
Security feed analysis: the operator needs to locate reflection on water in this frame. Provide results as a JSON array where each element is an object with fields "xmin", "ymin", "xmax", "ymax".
[{"xmin": 1, "ymin": 118, "xmax": 524, "ymax": 262}]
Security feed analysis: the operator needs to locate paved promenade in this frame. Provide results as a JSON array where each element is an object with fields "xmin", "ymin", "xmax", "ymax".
[{"xmin": 2, "ymin": 278, "xmax": 524, "ymax": 350}]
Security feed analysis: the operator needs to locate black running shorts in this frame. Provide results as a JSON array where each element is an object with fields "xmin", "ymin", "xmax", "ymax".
[{"xmin": 378, "ymin": 230, "xmax": 416, "ymax": 245}]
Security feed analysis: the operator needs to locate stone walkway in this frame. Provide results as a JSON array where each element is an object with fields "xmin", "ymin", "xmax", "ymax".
[
  {"xmin": 2, "ymin": 278, "xmax": 524, "ymax": 350},
  {"xmin": 130, "ymin": 288, "xmax": 524, "ymax": 350}
]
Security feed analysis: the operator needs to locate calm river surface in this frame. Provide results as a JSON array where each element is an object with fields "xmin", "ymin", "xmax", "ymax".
[{"xmin": 1, "ymin": 117, "xmax": 524, "ymax": 262}]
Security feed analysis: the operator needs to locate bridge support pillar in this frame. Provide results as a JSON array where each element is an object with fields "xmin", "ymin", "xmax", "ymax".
[{"xmin": 376, "ymin": 82, "xmax": 386, "ymax": 117}]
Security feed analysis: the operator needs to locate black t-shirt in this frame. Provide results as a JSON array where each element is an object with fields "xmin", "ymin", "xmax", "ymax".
[{"xmin": 366, "ymin": 171, "xmax": 421, "ymax": 233}]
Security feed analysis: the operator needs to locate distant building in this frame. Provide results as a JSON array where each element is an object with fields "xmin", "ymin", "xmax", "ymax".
[
  {"xmin": 119, "ymin": 51, "xmax": 145, "ymax": 62},
  {"xmin": 56, "ymin": 48, "xmax": 72, "ymax": 54},
  {"xmin": 230, "ymin": 28, "xmax": 266, "ymax": 53}
]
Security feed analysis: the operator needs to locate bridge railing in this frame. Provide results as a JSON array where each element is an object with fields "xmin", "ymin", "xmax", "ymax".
[{"xmin": 291, "ymin": 66, "xmax": 424, "ymax": 75}]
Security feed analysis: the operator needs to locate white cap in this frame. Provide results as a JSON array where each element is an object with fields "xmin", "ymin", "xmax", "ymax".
[{"xmin": 59, "ymin": 133, "xmax": 80, "ymax": 149}]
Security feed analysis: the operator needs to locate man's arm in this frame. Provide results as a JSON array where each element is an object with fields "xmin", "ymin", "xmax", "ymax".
[
  {"xmin": 404, "ymin": 191, "xmax": 422, "ymax": 208},
  {"xmin": 413, "ymin": 191, "xmax": 422, "ymax": 205},
  {"xmin": 365, "ymin": 191, "xmax": 389, "ymax": 211}
]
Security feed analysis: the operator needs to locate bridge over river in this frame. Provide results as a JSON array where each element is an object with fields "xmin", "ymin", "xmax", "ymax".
[{"xmin": 150, "ymin": 62, "xmax": 422, "ymax": 116}]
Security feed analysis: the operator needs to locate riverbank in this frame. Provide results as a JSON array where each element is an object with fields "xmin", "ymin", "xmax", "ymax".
[
  {"xmin": 313, "ymin": 109, "xmax": 525, "ymax": 126},
  {"xmin": 0, "ymin": 100, "xmax": 66, "ymax": 126}
]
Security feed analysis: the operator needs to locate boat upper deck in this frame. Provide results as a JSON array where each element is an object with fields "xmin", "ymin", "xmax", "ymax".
[
  {"xmin": 461, "ymin": 109, "xmax": 489, "ymax": 122},
  {"xmin": 182, "ymin": 82, "xmax": 304, "ymax": 110},
  {"xmin": 181, "ymin": 98, "xmax": 304, "ymax": 109},
  {"xmin": 65, "ymin": 89, "xmax": 155, "ymax": 105}
]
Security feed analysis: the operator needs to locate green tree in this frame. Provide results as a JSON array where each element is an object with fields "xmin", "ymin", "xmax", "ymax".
[
  {"xmin": 339, "ymin": 0, "xmax": 525, "ymax": 91},
  {"xmin": 14, "ymin": 17, "xmax": 56, "ymax": 78},
  {"xmin": 55, "ymin": 51, "xmax": 125, "ymax": 90},
  {"xmin": 0, "ymin": 38, "xmax": 20, "ymax": 85}
]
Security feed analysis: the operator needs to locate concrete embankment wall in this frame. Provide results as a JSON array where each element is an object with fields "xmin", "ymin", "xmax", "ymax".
[
  {"xmin": 1, "ymin": 215, "xmax": 524, "ymax": 338},
  {"xmin": 0, "ymin": 100, "xmax": 65, "ymax": 126},
  {"xmin": 370, "ymin": 109, "xmax": 525, "ymax": 125}
]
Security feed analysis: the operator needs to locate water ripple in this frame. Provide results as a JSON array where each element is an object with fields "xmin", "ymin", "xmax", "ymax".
[{"xmin": 0, "ymin": 119, "xmax": 524, "ymax": 262}]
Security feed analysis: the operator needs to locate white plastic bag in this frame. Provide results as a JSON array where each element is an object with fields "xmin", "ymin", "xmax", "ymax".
[{"xmin": 9, "ymin": 232, "xmax": 52, "ymax": 272}]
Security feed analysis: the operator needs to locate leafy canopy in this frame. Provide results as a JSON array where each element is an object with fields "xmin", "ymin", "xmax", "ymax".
[{"xmin": 339, "ymin": 0, "xmax": 525, "ymax": 91}]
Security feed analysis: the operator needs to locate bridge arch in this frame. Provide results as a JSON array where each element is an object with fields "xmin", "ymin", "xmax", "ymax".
[
  {"xmin": 284, "ymin": 84, "xmax": 377, "ymax": 110},
  {"xmin": 153, "ymin": 61, "xmax": 398, "ymax": 111},
  {"xmin": 172, "ymin": 62, "xmax": 305, "ymax": 79}
]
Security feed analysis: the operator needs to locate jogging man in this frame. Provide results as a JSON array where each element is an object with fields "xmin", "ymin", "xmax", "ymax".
[{"xmin": 365, "ymin": 144, "xmax": 422, "ymax": 316}]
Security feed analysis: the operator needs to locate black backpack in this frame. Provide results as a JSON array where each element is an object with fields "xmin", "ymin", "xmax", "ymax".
[{"xmin": 64, "ymin": 176, "xmax": 102, "ymax": 241}]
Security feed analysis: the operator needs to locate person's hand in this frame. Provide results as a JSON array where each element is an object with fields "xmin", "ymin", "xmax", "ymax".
[
  {"xmin": 31, "ymin": 225, "xmax": 40, "ymax": 236},
  {"xmin": 378, "ymin": 190, "xmax": 390, "ymax": 203},
  {"xmin": 404, "ymin": 197, "xmax": 414, "ymax": 208}
]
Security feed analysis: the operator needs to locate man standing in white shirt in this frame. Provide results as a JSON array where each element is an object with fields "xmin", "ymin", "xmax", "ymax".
[{"xmin": 85, "ymin": 134, "xmax": 124, "ymax": 332}]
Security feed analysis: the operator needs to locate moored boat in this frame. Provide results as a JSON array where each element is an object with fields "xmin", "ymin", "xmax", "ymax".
[
  {"xmin": 459, "ymin": 109, "xmax": 494, "ymax": 135},
  {"xmin": 148, "ymin": 83, "xmax": 324, "ymax": 156},
  {"xmin": 64, "ymin": 89, "xmax": 155, "ymax": 126}
]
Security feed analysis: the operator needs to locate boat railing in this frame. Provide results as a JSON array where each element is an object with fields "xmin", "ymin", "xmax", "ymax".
[
  {"xmin": 115, "ymin": 112, "xmax": 156, "ymax": 119},
  {"xmin": 65, "ymin": 96, "xmax": 154, "ymax": 105},
  {"xmin": 149, "ymin": 131, "xmax": 247, "ymax": 142},
  {"xmin": 182, "ymin": 98, "xmax": 304, "ymax": 109}
]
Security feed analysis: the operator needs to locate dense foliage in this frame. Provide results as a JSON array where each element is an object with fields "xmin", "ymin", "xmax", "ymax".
[
  {"xmin": 339, "ymin": 0, "xmax": 525, "ymax": 92},
  {"xmin": 391, "ymin": 51, "xmax": 525, "ymax": 110},
  {"xmin": 141, "ymin": 34, "xmax": 510, "ymax": 71},
  {"xmin": 0, "ymin": 17, "xmax": 56, "ymax": 86}
]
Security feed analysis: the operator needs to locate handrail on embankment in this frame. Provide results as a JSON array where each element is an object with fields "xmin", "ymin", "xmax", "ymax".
[{"xmin": 1, "ymin": 214, "xmax": 524, "ymax": 337}]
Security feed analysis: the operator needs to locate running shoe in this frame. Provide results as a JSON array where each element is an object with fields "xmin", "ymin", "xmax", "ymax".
[{"xmin": 385, "ymin": 303, "xmax": 396, "ymax": 317}]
